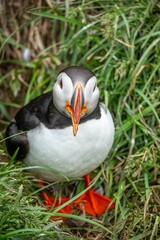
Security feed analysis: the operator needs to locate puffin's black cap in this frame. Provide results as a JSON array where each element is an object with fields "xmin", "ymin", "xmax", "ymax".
[{"xmin": 60, "ymin": 66, "xmax": 95, "ymax": 85}]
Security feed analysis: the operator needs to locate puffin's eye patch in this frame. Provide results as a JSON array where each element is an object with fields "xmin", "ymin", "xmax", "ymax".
[
  {"xmin": 59, "ymin": 79, "xmax": 63, "ymax": 89},
  {"xmin": 93, "ymin": 84, "xmax": 96, "ymax": 92}
]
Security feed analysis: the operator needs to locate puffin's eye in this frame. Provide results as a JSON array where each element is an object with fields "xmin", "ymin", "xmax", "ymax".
[{"xmin": 59, "ymin": 79, "xmax": 63, "ymax": 89}]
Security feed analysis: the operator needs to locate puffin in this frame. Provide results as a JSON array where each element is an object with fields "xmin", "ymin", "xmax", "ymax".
[{"xmin": 6, "ymin": 66, "xmax": 115, "ymax": 217}]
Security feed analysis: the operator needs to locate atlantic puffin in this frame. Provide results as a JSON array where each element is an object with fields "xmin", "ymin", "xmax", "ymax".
[{"xmin": 6, "ymin": 66, "xmax": 115, "ymax": 217}]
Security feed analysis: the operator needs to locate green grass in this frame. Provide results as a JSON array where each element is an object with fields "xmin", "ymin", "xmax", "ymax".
[{"xmin": 0, "ymin": 0, "xmax": 160, "ymax": 239}]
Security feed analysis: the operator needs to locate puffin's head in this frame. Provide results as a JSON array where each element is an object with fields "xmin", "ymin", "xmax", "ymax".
[{"xmin": 53, "ymin": 66, "xmax": 99, "ymax": 136}]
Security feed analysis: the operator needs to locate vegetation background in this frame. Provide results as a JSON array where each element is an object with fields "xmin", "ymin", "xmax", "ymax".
[{"xmin": 0, "ymin": 0, "xmax": 160, "ymax": 239}]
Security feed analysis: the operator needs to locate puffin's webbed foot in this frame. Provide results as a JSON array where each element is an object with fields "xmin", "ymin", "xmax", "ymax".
[
  {"xmin": 75, "ymin": 174, "xmax": 115, "ymax": 216},
  {"xmin": 39, "ymin": 182, "xmax": 73, "ymax": 219},
  {"xmin": 39, "ymin": 175, "xmax": 115, "ymax": 220}
]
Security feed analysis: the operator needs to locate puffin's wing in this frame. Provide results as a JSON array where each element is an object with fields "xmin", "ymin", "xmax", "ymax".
[
  {"xmin": 6, "ymin": 92, "xmax": 52, "ymax": 160},
  {"xmin": 6, "ymin": 120, "xmax": 29, "ymax": 160}
]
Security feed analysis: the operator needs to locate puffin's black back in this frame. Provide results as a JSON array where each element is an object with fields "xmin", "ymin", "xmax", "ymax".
[{"xmin": 6, "ymin": 92, "xmax": 52, "ymax": 160}]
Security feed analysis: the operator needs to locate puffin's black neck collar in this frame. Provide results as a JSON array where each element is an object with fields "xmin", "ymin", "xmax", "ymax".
[{"xmin": 46, "ymin": 98, "xmax": 101, "ymax": 129}]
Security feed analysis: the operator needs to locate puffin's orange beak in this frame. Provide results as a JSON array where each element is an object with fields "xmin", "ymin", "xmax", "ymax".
[{"xmin": 66, "ymin": 85, "xmax": 86, "ymax": 136}]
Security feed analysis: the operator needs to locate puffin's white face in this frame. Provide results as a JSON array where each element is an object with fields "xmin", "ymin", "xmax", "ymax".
[{"xmin": 53, "ymin": 71, "xmax": 99, "ymax": 136}]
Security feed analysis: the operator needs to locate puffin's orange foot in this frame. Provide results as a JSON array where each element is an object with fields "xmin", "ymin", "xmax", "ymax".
[
  {"xmin": 75, "ymin": 174, "xmax": 115, "ymax": 216},
  {"xmin": 39, "ymin": 182, "xmax": 73, "ymax": 219},
  {"xmin": 39, "ymin": 174, "xmax": 115, "ymax": 219},
  {"xmin": 76, "ymin": 188, "xmax": 115, "ymax": 216}
]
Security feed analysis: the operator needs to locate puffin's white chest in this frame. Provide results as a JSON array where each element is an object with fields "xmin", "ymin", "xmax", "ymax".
[{"xmin": 25, "ymin": 107, "xmax": 114, "ymax": 181}]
